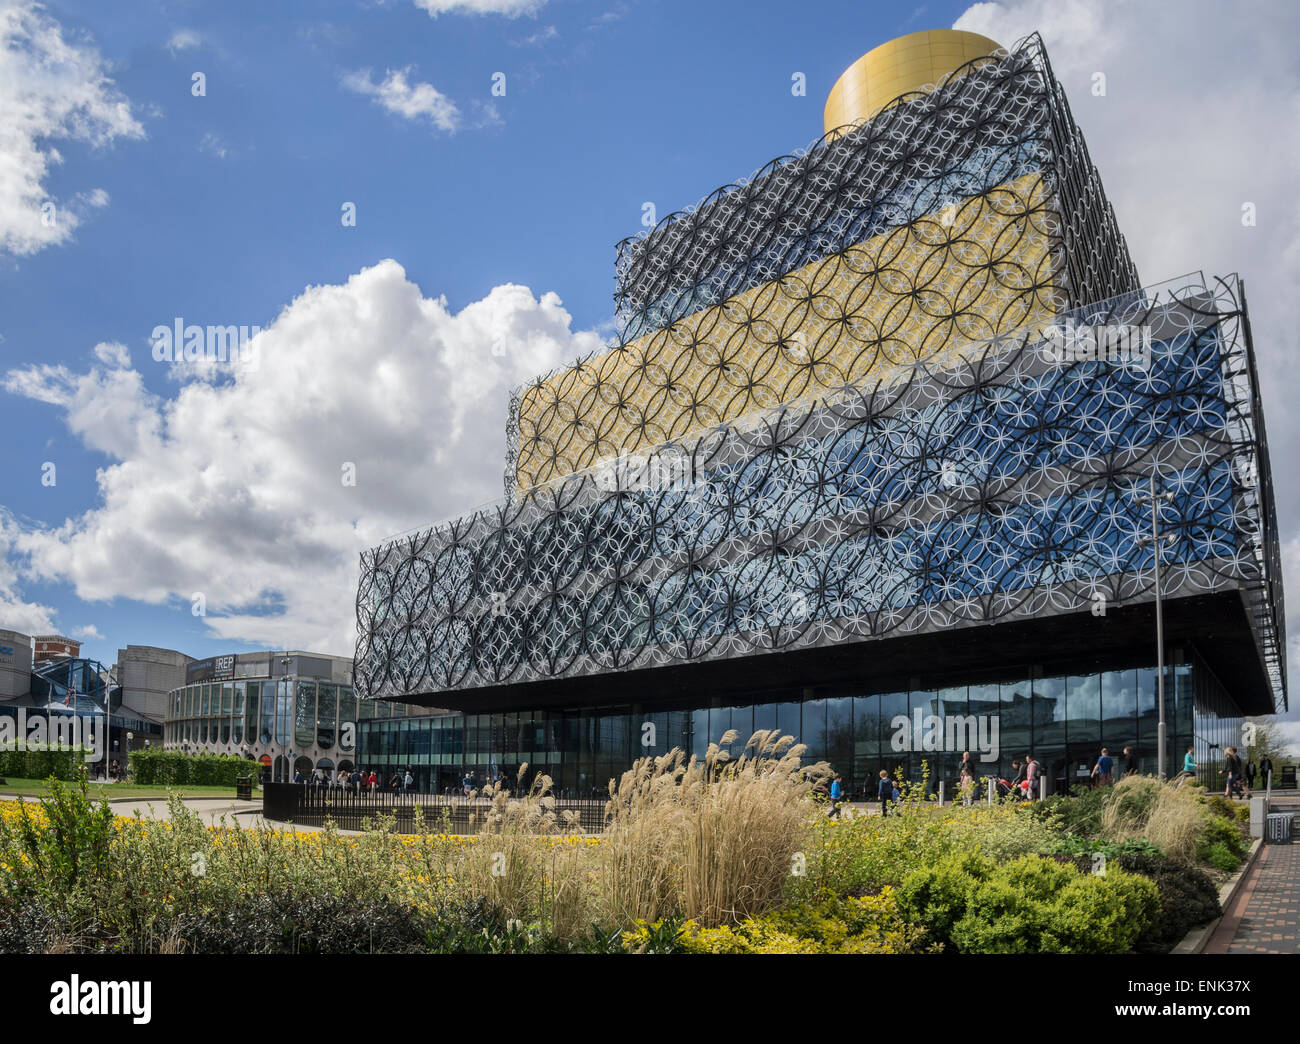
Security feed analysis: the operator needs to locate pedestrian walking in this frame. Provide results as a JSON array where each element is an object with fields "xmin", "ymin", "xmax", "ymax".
[
  {"xmin": 1221, "ymin": 746, "xmax": 1243, "ymax": 798},
  {"xmin": 1260, "ymin": 755, "xmax": 1274, "ymax": 788},
  {"xmin": 1246, "ymin": 759, "xmax": 1257, "ymax": 790},
  {"xmin": 958, "ymin": 751, "xmax": 976, "ymax": 807},
  {"xmin": 1122, "ymin": 746, "xmax": 1138, "ymax": 778},
  {"xmin": 1024, "ymin": 754, "xmax": 1040, "ymax": 799},
  {"xmin": 828, "ymin": 774, "xmax": 844, "ymax": 819},
  {"xmin": 876, "ymin": 769, "xmax": 893, "ymax": 817},
  {"xmin": 1091, "ymin": 747, "xmax": 1114, "ymax": 787}
]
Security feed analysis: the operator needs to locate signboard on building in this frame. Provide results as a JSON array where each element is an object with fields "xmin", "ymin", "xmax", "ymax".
[{"xmin": 186, "ymin": 654, "xmax": 236, "ymax": 684}]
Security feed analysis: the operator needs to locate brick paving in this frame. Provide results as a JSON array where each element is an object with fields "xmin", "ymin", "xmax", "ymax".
[{"xmin": 1206, "ymin": 805, "xmax": 1300, "ymax": 954}]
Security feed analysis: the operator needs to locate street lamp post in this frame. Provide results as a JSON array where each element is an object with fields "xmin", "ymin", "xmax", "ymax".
[
  {"xmin": 281, "ymin": 653, "xmax": 292, "ymax": 783},
  {"xmin": 1136, "ymin": 474, "xmax": 1178, "ymax": 780},
  {"xmin": 102, "ymin": 666, "xmax": 118, "ymax": 781}
]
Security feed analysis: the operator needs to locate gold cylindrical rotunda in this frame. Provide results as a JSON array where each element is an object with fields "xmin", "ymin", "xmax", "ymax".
[{"xmin": 824, "ymin": 29, "xmax": 1003, "ymax": 135}]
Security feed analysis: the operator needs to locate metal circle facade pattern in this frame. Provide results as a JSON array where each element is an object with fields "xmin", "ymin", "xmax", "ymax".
[
  {"xmin": 356, "ymin": 276, "xmax": 1284, "ymax": 710},
  {"xmin": 504, "ymin": 35, "xmax": 1138, "ymax": 495},
  {"xmin": 353, "ymin": 34, "xmax": 1283, "ymax": 713}
]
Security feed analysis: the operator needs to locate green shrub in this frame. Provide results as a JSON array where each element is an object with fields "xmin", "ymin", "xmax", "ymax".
[
  {"xmin": 1050, "ymin": 833, "xmax": 1161, "ymax": 860},
  {"xmin": 894, "ymin": 851, "xmax": 990, "ymax": 944},
  {"xmin": 624, "ymin": 890, "xmax": 930, "ymax": 954},
  {"xmin": 0, "ymin": 895, "xmax": 64, "ymax": 954},
  {"xmin": 897, "ymin": 852, "xmax": 1160, "ymax": 954},
  {"xmin": 1113, "ymin": 852, "xmax": 1220, "ymax": 951},
  {"xmin": 1038, "ymin": 786, "xmax": 1109, "ymax": 835},
  {"xmin": 1204, "ymin": 795, "xmax": 1238, "ymax": 821},
  {"xmin": 0, "ymin": 770, "xmax": 115, "ymax": 921},
  {"xmin": 160, "ymin": 890, "xmax": 436, "ymax": 953},
  {"xmin": 0, "ymin": 746, "xmax": 87, "ymax": 781},
  {"xmin": 1204, "ymin": 842, "xmax": 1240, "ymax": 873},
  {"xmin": 797, "ymin": 803, "xmax": 1056, "ymax": 899},
  {"xmin": 128, "ymin": 749, "xmax": 254, "ymax": 786},
  {"xmin": 1197, "ymin": 815, "xmax": 1248, "ymax": 865}
]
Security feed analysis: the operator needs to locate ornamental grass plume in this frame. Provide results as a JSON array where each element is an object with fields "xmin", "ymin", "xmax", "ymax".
[
  {"xmin": 599, "ymin": 729, "xmax": 830, "ymax": 929},
  {"xmin": 1099, "ymin": 775, "xmax": 1207, "ymax": 863},
  {"xmin": 465, "ymin": 766, "xmax": 591, "ymax": 930}
]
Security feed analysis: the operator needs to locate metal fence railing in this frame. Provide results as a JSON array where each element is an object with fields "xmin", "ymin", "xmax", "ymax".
[{"xmin": 261, "ymin": 782, "xmax": 608, "ymax": 833}]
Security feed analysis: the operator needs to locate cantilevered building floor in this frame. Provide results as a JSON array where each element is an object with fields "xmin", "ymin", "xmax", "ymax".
[{"xmin": 354, "ymin": 30, "xmax": 1285, "ymax": 798}]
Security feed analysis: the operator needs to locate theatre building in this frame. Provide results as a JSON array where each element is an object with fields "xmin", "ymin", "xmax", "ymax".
[
  {"xmin": 352, "ymin": 30, "xmax": 1286, "ymax": 799},
  {"xmin": 163, "ymin": 650, "xmax": 384, "ymax": 780}
]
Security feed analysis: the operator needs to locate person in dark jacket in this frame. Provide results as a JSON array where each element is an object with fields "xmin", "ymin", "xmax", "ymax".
[
  {"xmin": 1260, "ymin": 755, "xmax": 1275, "ymax": 787},
  {"xmin": 877, "ymin": 770, "xmax": 894, "ymax": 817},
  {"xmin": 1222, "ymin": 746, "xmax": 1243, "ymax": 798},
  {"xmin": 1122, "ymin": 746, "xmax": 1139, "ymax": 777}
]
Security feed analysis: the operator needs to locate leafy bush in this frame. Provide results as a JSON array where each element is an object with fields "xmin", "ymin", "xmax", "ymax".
[
  {"xmin": 0, "ymin": 894, "xmax": 65, "ymax": 954},
  {"xmin": 1204, "ymin": 795, "xmax": 1237, "ymax": 820},
  {"xmin": 1198, "ymin": 814, "xmax": 1248, "ymax": 860},
  {"xmin": 1038, "ymin": 785, "xmax": 1109, "ymax": 835},
  {"xmin": 160, "ymin": 890, "xmax": 436, "ymax": 953},
  {"xmin": 796, "ymin": 802, "xmax": 1058, "ymax": 899},
  {"xmin": 1203, "ymin": 842, "xmax": 1240, "ymax": 873},
  {"xmin": 128, "ymin": 749, "xmax": 255, "ymax": 786},
  {"xmin": 0, "ymin": 771, "xmax": 115, "ymax": 918},
  {"xmin": 896, "ymin": 852, "xmax": 1160, "ymax": 954},
  {"xmin": 0, "ymin": 746, "xmax": 88, "ymax": 781},
  {"xmin": 1111, "ymin": 852, "xmax": 1220, "ymax": 951},
  {"xmin": 1050, "ymin": 834, "xmax": 1162, "ymax": 860},
  {"xmin": 623, "ymin": 889, "xmax": 930, "ymax": 954}
]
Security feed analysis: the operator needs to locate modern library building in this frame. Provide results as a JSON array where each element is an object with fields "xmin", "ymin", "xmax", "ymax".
[{"xmin": 352, "ymin": 30, "xmax": 1285, "ymax": 799}]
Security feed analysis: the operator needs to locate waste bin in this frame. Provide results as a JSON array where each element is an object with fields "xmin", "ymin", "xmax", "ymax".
[
  {"xmin": 1266, "ymin": 811, "xmax": 1293, "ymax": 844},
  {"xmin": 236, "ymin": 775, "xmax": 253, "ymax": 801}
]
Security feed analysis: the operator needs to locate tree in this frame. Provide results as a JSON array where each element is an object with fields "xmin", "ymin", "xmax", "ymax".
[{"xmin": 1244, "ymin": 717, "xmax": 1292, "ymax": 778}]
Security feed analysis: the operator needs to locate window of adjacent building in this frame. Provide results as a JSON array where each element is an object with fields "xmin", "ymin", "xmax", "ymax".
[
  {"xmin": 316, "ymin": 683, "xmax": 337, "ymax": 750},
  {"xmin": 295, "ymin": 680, "xmax": 316, "ymax": 749},
  {"xmin": 276, "ymin": 680, "xmax": 292, "ymax": 747}
]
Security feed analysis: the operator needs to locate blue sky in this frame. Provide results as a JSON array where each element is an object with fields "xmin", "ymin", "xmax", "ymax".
[
  {"xmin": 0, "ymin": 0, "xmax": 974, "ymax": 664},
  {"xmin": 2, "ymin": 0, "xmax": 1300, "ymax": 741}
]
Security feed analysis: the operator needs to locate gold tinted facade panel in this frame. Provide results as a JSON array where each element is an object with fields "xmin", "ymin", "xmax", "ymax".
[{"xmin": 515, "ymin": 170, "xmax": 1061, "ymax": 489}]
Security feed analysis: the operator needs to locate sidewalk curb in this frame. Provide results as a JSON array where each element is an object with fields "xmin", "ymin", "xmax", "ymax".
[
  {"xmin": 0, "ymin": 792, "xmax": 262, "ymax": 809},
  {"xmin": 1171, "ymin": 838, "xmax": 1264, "ymax": 954}
]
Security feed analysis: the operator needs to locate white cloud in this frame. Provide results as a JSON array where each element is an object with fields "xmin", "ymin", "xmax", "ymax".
[
  {"xmin": 69, "ymin": 624, "xmax": 102, "ymax": 641},
  {"xmin": 0, "ymin": 0, "xmax": 144, "ymax": 255},
  {"xmin": 414, "ymin": 0, "xmax": 545, "ymax": 16},
  {"xmin": 342, "ymin": 68, "xmax": 460, "ymax": 133},
  {"xmin": 0, "ymin": 522, "xmax": 58, "ymax": 635},
  {"xmin": 198, "ymin": 132, "xmax": 229, "ymax": 159},
  {"xmin": 513, "ymin": 25, "xmax": 558, "ymax": 46},
  {"xmin": 955, "ymin": 0, "xmax": 1300, "ymax": 688},
  {"xmin": 166, "ymin": 29, "xmax": 200, "ymax": 53},
  {"xmin": 2, "ymin": 261, "xmax": 604, "ymax": 653}
]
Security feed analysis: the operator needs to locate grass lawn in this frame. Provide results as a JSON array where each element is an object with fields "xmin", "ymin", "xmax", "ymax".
[{"xmin": 0, "ymin": 778, "xmax": 255, "ymax": 801}]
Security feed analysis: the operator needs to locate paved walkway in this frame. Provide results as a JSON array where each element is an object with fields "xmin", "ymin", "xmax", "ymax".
[
  {"xmin": 1206, "ymin": 803, "xmax": 1300, "ymax": 954},
  {"xmin": 0, "ymin": 791, "xmax": 303, "ymax": 830}
]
